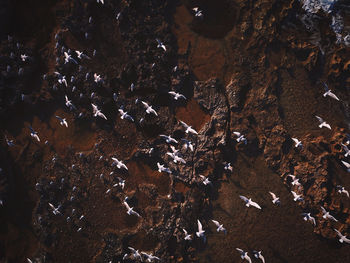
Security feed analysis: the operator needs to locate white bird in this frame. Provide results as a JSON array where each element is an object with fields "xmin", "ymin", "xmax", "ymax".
[
  {"xmin": 56, "ymin": 74, "xmax": 67, "ymax": 87},
  {"xmin": 64, "ymin": 52, "xmax": 78, "ymax": 64},
  {"xmin": 94, "ymin": 73, "xmax": 102, "ymax": 83},
  {"xmin": 199, "ymin": 174, "xmax": 212, "ymax": 186},
  {"xmin": 269, "ymin": 191, "xmax": 281, "ymax": 205},
  {"xmin": 141, "ymin": 101, "xmax": 158, "ymax": 116},
  {"xmin": 181, "ymin": 138, "xmax": 194, "ymax": 152},
  {"xmin": 211, "ymin": 220, "xmax": 227, "ymax": 234},
  {"xmin": 128, "ymin": 247, "xmax": 142, "ymax": 260},
  {"xmin": 320, "ymin": 206, "xmax": 338, "ymax": 222},
  {"xmin": 224, "ymin": 162, "xmax": 233, "ymax": 172},
  {"xmin": 323, "ymin": 83, "xmax": 340, "ymax": 101},
  {"xmin": 196, "ymin": 220, "xmax": 206, "ymax": 241},
  {"xmin": 233, "ymin": 132, "xmax": 247, "ymax": 144},
  {"xmin": 168, "ymin": 91, "xmax": 186, "ymax": 100},
  {"xmin": 111, "ymin": 157, "xmax": 128, "ymax": 170},
  {"xmin": 341, "ymin": 160, "xmax": 350, "ymax": 172},
  {"xmin": 336, "ymin": 185, "xmax": 349, "ymax": 197},
  {"xmin": 157, "ymin": 162, "xmax": 171, "ymax": 174},
  {"xmin": 118, "ymin": 108, "xmax": 134, "ymax": 122},
  {"xmin": 180, "ymin": 121, "xmax": 198, "ymax": 135},
  {"xmin": 315, "ymin": 116, "xmax": 331, "ymax": 130},
  {"xmin": 55, "ymin": 115, "xmax": 68, "ymax": 127},
  {"xmin": 166, "ymin": 152, "xmax": 186, "ymax": 164},
  {"xmin": 97, "ymin": 0, "xmax": 104, "ymax": 4},
  {"xmin": 29, "ymin": 126, "xmax": 40, "ymax": 142},
  {"xmin": 287, "ymin": 174, "xmax": 301, "ymax": 186},
  {"xmin": 341, "ymin": 143, "xmax": 350, "ymax": 157},
  {"xmin": 291, "ymin": 191, "xmax": 304, "ymax": 202},
  {"xmin": 5, "ymin": 136, "xmax": 15, "ymax": 147},
  {"xmin": 236, "ymin": 248, "xmax": 252, "ymax": 263},
  {"xmin": 239, "ymin": 195, "xmax": 262, "ymax": 209},
  {"xmin": 183, "ymin": 228, "xmax": 192, "ymax": 240},
  {"xmin": 21, "ymin": 54, "xmax": 29, "ymax": 61},
  {"xmin": 334, "ymin": 229, "xmax": 350, "ymax": 244},
  {"xmin": 123, "ymin": 199, "xmax": 141, "ymax": 217},
  {"xmin": 113, "ymin": 177, "xmax": 125, "ymax": 189},
  {"xmin": 160, "ymin": 134, "xmax": 178, "ymax": 144},
  {"xmin": 253, "ymin": 251, "xmax": 265, "ymax": 263},
  {"xmin": 141, "ymin": 252, "xmax": 160, "ymax": 262},
  {"xmin": 75, "ymin": 50, "xmax": 91, "ymax": 60},
  {"xmin": 292, "ymin": 137, "xmax": 303, "ymax": 148},
  {"xmin": 48, "ymin": 203, "xmax": 61, "ymax": 215},
  {"xmin": 156, "ymin": 38, "xmax": 166, "ymax": 51},
  {"xmin": 91, "ymin": 103, "xmax": 107, "ymax": 120},
  {"xmin": 302, "ymin": 213, "xmax": 316, "ymax": 226},
  {"xmin": 27, "ymin": 258, "xmax": 33, "ymax": 263},
  {"xmin": 65, "ymin": 95, "xmax": 76, "ymax": 110}
]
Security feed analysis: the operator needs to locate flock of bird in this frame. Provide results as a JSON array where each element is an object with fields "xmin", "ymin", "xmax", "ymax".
[{"xmin": 2, "ymin": 1, "xmax": 349, "ymax": 263}]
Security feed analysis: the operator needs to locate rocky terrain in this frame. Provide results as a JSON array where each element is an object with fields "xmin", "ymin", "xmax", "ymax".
[{"xmin": 0, "ymin": 0, "xmax": 350, "ymax": 262}]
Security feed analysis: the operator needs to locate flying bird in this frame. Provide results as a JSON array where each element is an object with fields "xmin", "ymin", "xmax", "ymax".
[
  {"xmin": 199, "ymin": 174, "xmax": 212, "ymax": 186},
  {"xmin": 341, "ymin": 160, "xmax": 350, "ymax": 172},
  {"xmin": 334, "ymin": 229, "xmax": 350, "ymax": 244},
  {"xmin": 302, "ymin": 212, "xmax": 316, "ymax": 226},
  {"xmin": 236, "ymin": 248, "xmax": 252, "ymax": 263},
  {"xmin": 141, "ymin": 252, "xmax": 160, "ymax": 262},
  {"xmin": 111, "ymin": 157, "xmax": 128, "ymax": 170},
  {"xmin": 166, "ymin": 152, "xmax": 186, "ymax": 164},
  {"xmin": 141, "ymin": 101, "xmax": 158, "ymax": 116},
  {"xmin": 315, "ymin": 116, "xmax": 331, "ymax": 130},
  {"xmin": 323, "ymin": 83, "xmax": 340, "ymax": 101},
  {"xmin": 180, "ymin": 120, "xmax": 198, "ymax": 135},
  {"xmin": 156, "ymin": 38, "xmax": 166, "ymax": 51},
  {"xmin": 48, "ymin": 203, "xmax": 61, "ymax": 215},
  {"xmin": 181, "ymin": 138, "xmax": 194, "ymax": 152},
  {"xmin": 292, "ymin": 137, "xmax": 303, "ymax": 148},
  {"xmin": 233, "ymin": 132, "xmax": 247, "ymax": 144},
  {"xmin": 291, "ymin": 191, "xmax": 304, "ymax": 202},
  {"xmin": 118, "ymin": 108, "xmax": 134, "ymax": 122},
  {"xmin": 211, "ymin": 220, "xmax": 227, "ymax": 234},
  {"xmin": 239, "ymin": 195, "xmax": 262, "ymax": 209},
  {"xmin": 29, "ymin": 126, "xmax": 40, "ymax": 142},
  {"xmin": 160, "ymin": 135, "xmax": 178, "ymax": 144},
  {"xmin": 123, "ymin": 198, "xmax": 141, "ymax": 217},
  {"xmin": 168, "ymin": 91, "xmax": 186, "ymax": 100},
  {"xmin": 55, "ymin": 115, "xmax": 68, "ymax": 127},
  {"xmin": 157, "ymin": 162, "xmax": 171, "ymax": 174},
  {"xmin": 5, "ymin": 136, "xmax": 15, "ymax": 147},
  {"xmin": 183, "ymin": 228, "xmax": 192, "ymax": 240},
  {"xmin": 196, "ymin": 220, "xmax": 206, "ymax": 242},
  {"xmin": 252, "ymin": 251, "xmax": 265, "ymax": 263},
  {"xmin": 21, "ymin": 54, "xmax": 29, "ymax": 61},
  {"xmin": 128, "ymin": 247, "xmax": 142, "ymax": 260},
  {"xmin": 287, "ymin": 174, "xmax": 301, "ymax": 186},
  {"xmin": 269, "ymin": 191, "xmax": 281, "ymax": 205},
  {"xmin": 341, "ymin": 143, "xmax": 350, "ymax": 157},
  {"xmin": 65, "ymin": 95, "xmax": 76, "ymax": 110},
  {"xmin": 97, "ymin": 0, "xmax": 104, "ymax": 4},
  {"xmin": 94, "ymin": 73, "xmax": 102, "ymax": 83},
  {"xmin": 336, "ymin": 185, "xmax": 349, "ymax": 197},
  {"xmin": 64, "ymin": 52, "xmax": 78, "ymax": 64},
  {"xmin": 91, "ymin": 103, "xmax": 107, "ymax": 120},
  {"xmin": 320, "ymin": 206, "xmax": 338, "ymax": 222},
  {"xmin": 224, "ymin": 162, "xmax": 233, "ymax": 172}
]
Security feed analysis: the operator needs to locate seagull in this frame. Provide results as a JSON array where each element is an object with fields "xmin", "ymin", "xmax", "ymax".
[
  {"xmin": 292, "ymin": 137, "xmax": 303, "ymax": 148},
  {"xmin": 130, "ymin": 83, "xmax": 135, "ymax": 92},
  {"xmin": 336, "ymin": 185, "xmax": 349, "ymax": 197},
  {"xmin": 199, "ymin": 175, "xmax": 212, "ymax": 186},
  {"xmin": 166, "ymin": 152, "xmax": 186, "ymax": 164},
  {"xmin": 196, "ymin": 220, "xmax": 206, "ymax": 241},
  {"xmin": 341, "ymin": 143, "xmax": 350, "ymax": 157},
  {"xmin": 157, "ymin": 162, "xmax": 171, "ymax": 174},
  {"xmin": 91, "ymin": 103, "xmax": 107, "ymax": 120},
  {"xmin": 55, "ymin": 115, "xmax": 68, "ymax": 127},
  {"xmin": 118, "ymin": 108, "xmax": 134, "ymax": 122},
  {"xmin": 48, "ymin": 203, "xmax": 61, "ymax": 215},
  {"xmin": 341, "ymin": 160, "xmax": 350, "ymax": 172},
  {"xmin": 323, "ymin": 83, "xmax": 340, "ymax": 101},
  {"xmin": 180, "ymin": 121, "xmax": 198, "ymax": 135},
  {"xmin": 224, "ymin": 162, "xmax": 233, "ymax": 172},
  {"xmin": 128, "ymin": 247, "xmax": 142, "ymax": 260},
  {"xmin": 233, "ymin": 132, "xmax": 247, "ymax": 144},
  {"xmin": 302, "ymin": 213, "xmax": 316, "ymax": 226},
  {"xmin": 291, "ymin": 191, "xmax": 304, "ymax": 202},
  {"xmin": 334, "ymin": 229, "xmax": 350, "ymax": 244},
  {"xmin": 123, "ymin": 199, "xmax": 141, "ymax": 217},
  {"xmin": 75, "ymin": 50, "xmax": 91, "ymax": 60},
  {"xmin": 27, "ymin": 258, "xmax": 33, "ymax": 263},
  {"xmin": 192, "ymin": 7, "xmax": 204, "ymax": 17},
  {"xmin": 211, "ymin": 220, "xmax": 227, "ymax": 234},
  {"xmin": 111, "ymin": 157, "xmax": 128, "ymax": 170},
  {"xmin": 181, "ymin": 138, "xmax": 194, "ymax": 152},
  {"xmin": 5, "ymin": 136, "xmax": 15, "ymax": 147},
  {"xmin": 94, "ymin": 73, "xmax": 102, "ymax": 83},
  {"xmin": 183, "ymin": 228, "xmax": 192, "ymax": 240},
  {"xmin": 64, "ymin": 52, "xmax": 78, "ymax": 64},
  {"xmin": 21, "ymin": 54, "xmax": 29, "ymax": 61},
  {"xmin": 315, "ymin": 116, "xmax": 331, "ymax": 130},
  {"xmin": 65, "ymin": 95, "xmax": 76, "ymax": 110},
  {"xmin": 160, "ymin": 135, "xmax": 178, "ymax": 144},
  {"xmin": 252, "ymin": 251, "xmax": 265, "ymax": 263},
  {"xmin": 269, "ymin": 191, "xmax": 281, "ymax": 205},
  {"xmin": 57, "ymin": 75, "xmax": 67, "ymax": 87},
  {"xmin": 156, "ymin": 39, "xmax": 166, "ymax": 51},
  {"xmin": 168, "ymin": 91, "xmax": 186, "ymax": 100},
  {"xmin": 239, "ymin": 195, "xmax": 262, "ymax": 209},
  {"xmin": 236, "ymin": 248, "xmax": 252, "ymax": 263},
  {"xmin": 113, "ymin": 177, "xmax": 125, "ymax": 189},
  {"xmin": 141, "ymin": 252, "xmax": 160, "ymax": 262},
  {"xmin": 141, "ymin": 101, "xmax": 158, "ymax": 116},
  {"xmin": 287, "ymin": 174, "xmax": 301, "ymax": 186},
  {"xmin": 96, "ymin": 0, "xmax": 104, "ymax": 4},
  {"xmin": 320, "ymin": 206, "xmax": 338, "ymax": 222},
  {"xmin": 29, "ymin": 126, "xmax": 40, "ymax": 142}
]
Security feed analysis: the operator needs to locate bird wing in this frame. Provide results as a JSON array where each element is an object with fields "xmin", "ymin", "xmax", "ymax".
[
  {"xmin": 180, "ymin": 120, "xmax": 189, "ymax": 128},
  {"xmin": 183, "ymin": 229, "xmax": 188, "ymax": 235},
  {"xmin": 55, "ymin": 115, "xmax": 63, "ymax": 121},
  {"xmin": 141, "ymin": 101, "xmax": 149, "ymax": 108},
  {"xmin": 233, "ymin": 131, "xmax": 241, "ymax": 136},
  {"xmin": 341, "ymin": 160, "xmax": 350, "ymax": 169},
  {"xmin": 320, "ymin": 206, "xmax": 327, "ymax": 214},
  {"xmin": 329, "ymin": 92, "xmax": 340, "ymax": 101},
  {"xmin": 236, "ymin": 248, "xmax": 243, "ymax": 253},
  {"xmin": 125, "ymin": 114, "xmax": 134, "ymax": 122},
  {"xmin": 315, "ymin": 115, "xmax": 323, "ymax": 123},
  {"xmin": 239, "ymin": 195, "xmax": 248, "ymax": 202},
  {"xmin": 123, "ymin": 201, "xmax": 131, "ymax": 211},
  {"xmin": 48, "ymin": 203, "xmax": 55, "ymax": 210},
  {"xmin": 211, "ymin": 220, "xmax": 220, "ymax": 227},
  {"xmin": 251, "ymin": 201, "xmax": 262, "ymax": 209},
  {"xmin": 91, "ymin": 104, "xmax": 98, "ymax": 113},
  {"xmin": 168, "ymin": 91, "xmax": 176, "ymax": 96},
  {"xmin": 128, "ymin": 247, "xmax": 136, "ymax": 253},
  {"xmin": 197, "ymin": 220, "xmax": 203, "ymax": 232},
  {"xmin": 291, "ymin": 191, "xmax": 297, "ymax": 198},
  {"xmin": 292, "ymin": 138, "xmax": 299, "ymax": 144},
  {"xmin": 341, "ymin": 143, "xmax": 350, "ymax": 152},
  {"xmin": 269, "ymin": 191, "xmax": 277, "ymax": 199}
]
